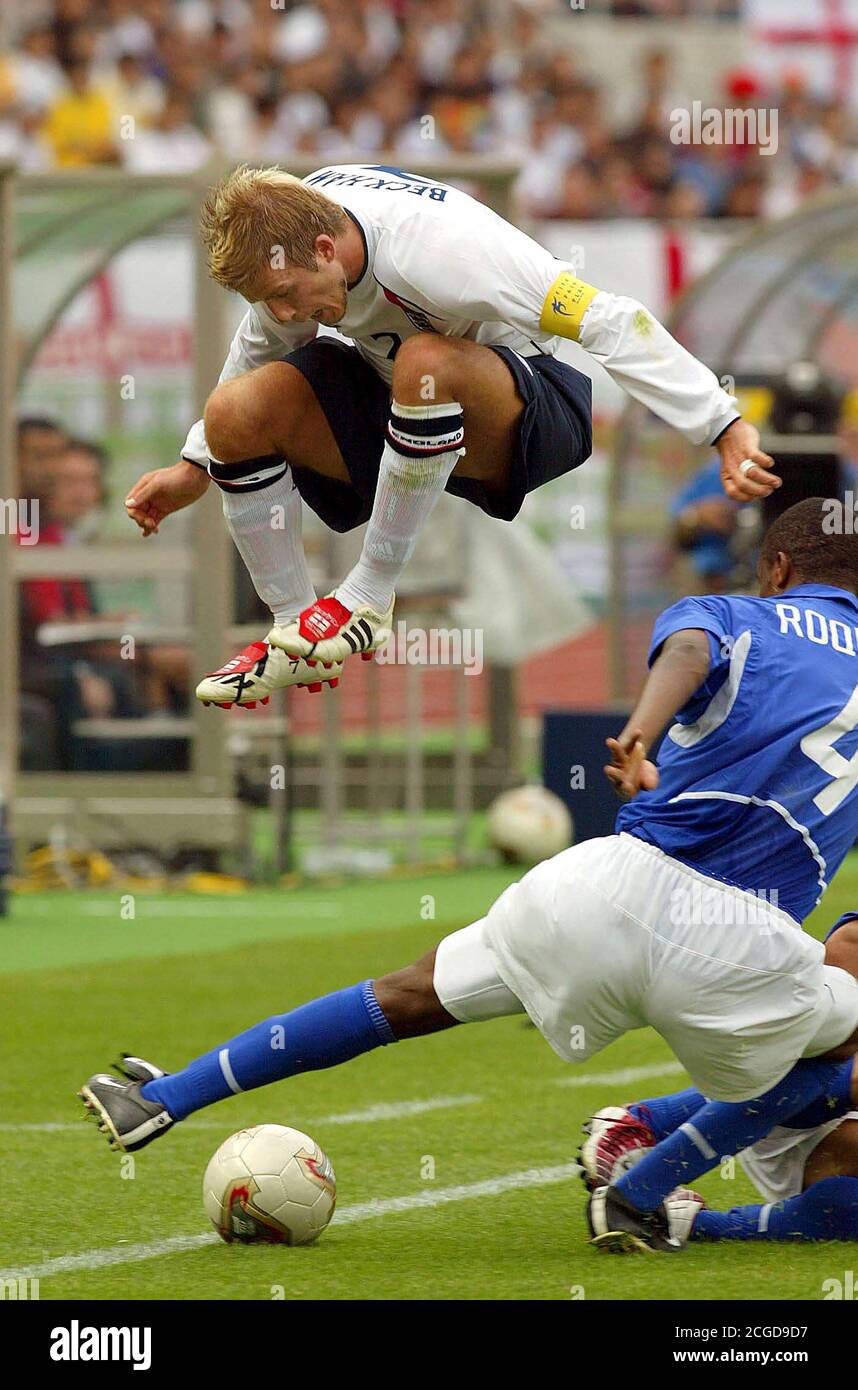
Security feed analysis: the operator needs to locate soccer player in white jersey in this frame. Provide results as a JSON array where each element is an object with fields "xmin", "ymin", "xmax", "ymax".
[
  {"xmin": 81, "ymin": 501, "xmax": 858, "ymax": 1255},
  {"xmin": 124, "ymin": 163, "xmax": 777, "ymax": 706}
]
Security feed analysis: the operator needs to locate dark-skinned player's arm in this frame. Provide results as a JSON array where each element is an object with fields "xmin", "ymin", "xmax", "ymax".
[{"xmin": 604, "ymin": 628, "xmax": 712, "ymax": 799}]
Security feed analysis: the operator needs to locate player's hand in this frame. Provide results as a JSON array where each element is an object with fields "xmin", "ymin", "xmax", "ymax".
[
  {"xmin": 716, "ymin": 419, "xmax": 780, "ymax": 502},
  {"xmin": 125, "ymin": 459, "xmax": 210, "ymax": 537},
  {"xmin": 604, "ymin": 729, "xmax": 659, "ymax": 800}
]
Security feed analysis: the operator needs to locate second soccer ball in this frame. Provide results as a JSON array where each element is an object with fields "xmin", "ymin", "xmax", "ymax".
[{"xmin": 487, "ymin": 785, "xmax": 573, "ymax": 864}]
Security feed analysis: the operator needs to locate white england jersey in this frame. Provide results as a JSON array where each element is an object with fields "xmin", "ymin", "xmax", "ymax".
[{"xmin": 182, "ymin": 163, "xmax": 738, "ymax": 466}]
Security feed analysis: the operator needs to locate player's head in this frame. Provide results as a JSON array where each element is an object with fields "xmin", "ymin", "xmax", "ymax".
[
  {"xmin": 757, "ymin": 497, "xmax": 858, "ymax": 598},
  {"xmin": 200, "ymin": 165, "xmax": 354, "ymax": 326}
]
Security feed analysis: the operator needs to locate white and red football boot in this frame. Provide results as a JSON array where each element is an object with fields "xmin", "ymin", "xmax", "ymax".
[
  {"xmin": 270, "ymin": 593, "xmax": 395, "ymax": 667},
  {"xmin": 579, "ymin": 1105, "xmax": 658, "ymax": 1193},
  {"xmin": 588, "ymin": 1184, "xmax": 706, "ymax": 1253},
  {"xmin": 195, "ymin": 639, "xmax": 342, "ymax": 709}
]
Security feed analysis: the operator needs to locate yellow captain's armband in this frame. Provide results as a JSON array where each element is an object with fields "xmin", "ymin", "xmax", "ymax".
[{"xmin": 540, "ymin": 271, "xmax": 598, "ymax": 340}]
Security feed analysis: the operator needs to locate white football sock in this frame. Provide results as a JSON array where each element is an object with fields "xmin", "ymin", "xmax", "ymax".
[
  {"xmin": 335, "ymin": 399, "xmax": 465, "ymax": 614},
  {"xmin": 211, "ymin": 458, "xmax": 315, "ymax": 626}
]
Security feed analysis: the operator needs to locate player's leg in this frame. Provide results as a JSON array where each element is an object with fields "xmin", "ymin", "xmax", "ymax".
[
  {"xmin": 195, "ymin": 343, "xmax": 388, "ymax": 705},
  {"xmin": 588, "ymin": 1060, "xmax": 858, "ymax": 1251},
  {"xmin": 78, "ymin": 922, "xmax": 523, "ymax": 1153},
  {"xmin": 203, "ymin": 359, "xmax": 347, "ymax": 620},
  {"xmin": 691, "ymin": 1119, "xmax": 858, "ymax": 1243},
  {"xmin": 579, "ymin": 1088, "xmax": 706, "ymax": 1191},
  {"xmin": 314, "ymin": 336, "xmax": 519, "ymax": 624},
  {"xmin": 262, "ymin": 337, "xmax": 514, "ymax": 666},
  {"xmin": 686, "ymin": 1105, "xmax": 858, "ymax": 1244},
  {"xmin": 803, "ymin": 1116, "xmax": 858, "ymax": 1184},
  {"xmin": 583, "ymin": 1075, "xmax": 858, "ymax": 1195},
  {"xmin": 278, "ymin": 335, "xmax": 592, "ymax": 663},
  {"xmin": 605, "ymin": 1057, "xmax": 857, "ymax": 1212},
  {"xmin": 691, "ymin": 1175, "xmax": 858, "ymax": 1242}
]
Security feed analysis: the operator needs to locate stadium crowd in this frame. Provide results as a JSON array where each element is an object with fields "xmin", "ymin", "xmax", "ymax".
[{"xmin": 0, "ymin": 0, "xmax": 853, "ymax": 219}]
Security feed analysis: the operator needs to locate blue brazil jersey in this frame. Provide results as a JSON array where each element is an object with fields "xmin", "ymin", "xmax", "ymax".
[{"xmin": 616, "ymin": 584, "xmax": 858, "ymax": 922}]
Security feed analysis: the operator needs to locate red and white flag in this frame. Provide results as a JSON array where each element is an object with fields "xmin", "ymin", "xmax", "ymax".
[{"xmin": 746, "ymin": 0, "xmax": 858, "ymax": 106}]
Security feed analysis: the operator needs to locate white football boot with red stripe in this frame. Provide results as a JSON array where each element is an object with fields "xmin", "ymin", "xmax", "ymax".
[
  {"xmin": 588, "ymin": 1184, "xmax": 706, "ymax": 1253},
  {"xmin": 270, "ymin": 593, "xmax": 395, "ymax": 667},
  {"xmin": 579, "ymin": 1105, "xmax": 658, "ymax": 1192},
  {"xmin": 195, "ymin": 639, "xmax": 343, "ymax": 708}
]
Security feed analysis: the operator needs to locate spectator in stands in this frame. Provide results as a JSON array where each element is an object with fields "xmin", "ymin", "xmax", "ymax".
[
  {"xmin": 43, "ymin": 56, "xmax": 117, "ymax": 166},
  {"xmin": 18, "ymin": 434, "xmax": 190, "ymax": 764},
  {"xmin": 122, "ymin": 87, "xmax": 212, "ymax": 172},
  {"xmin": 722, "ymin": 166, "xmax": 768, "ymax": 218},
  {"xmin": 670, "ymin": 459, "xmax": 745, "ymax": 593},
  {"xmin": 18, "ymin": 435, "xmax": 126, "ymax": 750},
  {"xmin": 7, "ymin": 24, "xmax": 66, "ymax": 115},
  {"xmin": 20, "ymin": 437, "xmax": 107, "ymax": 634},
  {"xmin": 17, "ymin": 417, "xmax": 68, "ymax": 508},
  {"xmin": 0, "ymin": 0, "xmax": 848, "ymax": 206},
  {"xmin": 99, "ymin": 51, "xmax": 166, "ymax": 140},
  {"xmin": 46, "ymin": 437, "xmax": 107, "ymax": 543},
  {"xmin": 672, "ymin": 417, "xmax": 858, "ymax": 593}
]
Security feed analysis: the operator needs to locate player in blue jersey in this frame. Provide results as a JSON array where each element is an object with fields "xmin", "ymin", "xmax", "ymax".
[
  {"xmin": 80, "ymin": 501, "xmax": 858, "ymax": 1227},
  {"xmin": 583, "ymin": 914, "xmax": 858, "ymax": 1250}
]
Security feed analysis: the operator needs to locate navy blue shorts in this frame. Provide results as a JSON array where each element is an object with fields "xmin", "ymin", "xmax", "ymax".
[{"xmin": 284, "ymin": 336, "xmax": 592, "ymax": 533}]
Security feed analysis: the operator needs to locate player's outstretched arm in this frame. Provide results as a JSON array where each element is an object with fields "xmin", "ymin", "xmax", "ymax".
[
  {"xmin": 605, "ymin": 628, "xmax": 711, "ymax": 797},
  {"xmin": 539, "ymin": 272, "xmax": 779, "ymax": 501}
]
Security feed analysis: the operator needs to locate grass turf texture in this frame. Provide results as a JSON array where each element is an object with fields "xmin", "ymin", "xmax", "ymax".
[{"xmin": 2, "ymin": 859, "xmax": 856, "ymax": 1302}]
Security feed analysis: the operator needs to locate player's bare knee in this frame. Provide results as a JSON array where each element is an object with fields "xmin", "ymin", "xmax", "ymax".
[
  {"xmin": 204, "ymin": 365, "xmax": 291, "ymax": 463},
  {"xmin": 392, "ymin": 333, "xmax": 459, "ymax": 402},
  {"xmin": 203, "ymin": 379, "xmax": 252, "ymax": 462}
]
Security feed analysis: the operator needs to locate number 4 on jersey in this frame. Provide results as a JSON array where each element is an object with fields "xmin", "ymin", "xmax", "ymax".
[{"xmin": 803, "ymin": 683, "xmax": 858, "ymax": 815}]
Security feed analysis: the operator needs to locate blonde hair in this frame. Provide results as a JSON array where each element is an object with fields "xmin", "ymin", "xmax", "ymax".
[{"xmin": 200, "ymin": 165, "xmax": 349, "ymax": 296}]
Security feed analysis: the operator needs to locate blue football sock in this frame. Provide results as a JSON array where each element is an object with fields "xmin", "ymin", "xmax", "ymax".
[
  {"xmin": 628, "ymin": 1088, "xmax": 707, "ymax": 1141},
  {"xmin": 615, "ymin": 1058, "xmax": 854, "ymax": 1211},
  {"xmin": 693, "ymin": 1176, "xmax": 858, "ymax": 1242},
  {"xmin": 141, "ymin": 980, "xmax": 397, "ymax": 1121},
  {"xmin": 784, "ymin": 1077, "xmax": 857, "ymax": 1131}
]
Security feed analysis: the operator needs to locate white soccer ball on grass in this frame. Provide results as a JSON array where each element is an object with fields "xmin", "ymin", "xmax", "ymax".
[{"xmin": 203, "ymin": 1123, "xmax": 336, "ymax": 1246}]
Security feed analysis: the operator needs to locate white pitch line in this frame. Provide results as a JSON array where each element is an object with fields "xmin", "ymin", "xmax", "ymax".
[
  {"xmin": 1, "ymin": 1162, "xmax": 580, "ymax": 1282},
  {"xmin": 25, "ymin": 901, "xmax": 343, "ymax": 919},
  {"xmin": 315, "ymin": 1095, "xmax": 482, "ymax": 1126},
  {"xmin": 1, "ymin": 1094, "xmax": 483, "ymax": 1135},
  {"xmin": 554, "ymin": 1061, "xmax": 687, "ymax": 1089},
  {"xmin": 333, "ymin": 1163, "xmax": 580, "ymax": 1225}
]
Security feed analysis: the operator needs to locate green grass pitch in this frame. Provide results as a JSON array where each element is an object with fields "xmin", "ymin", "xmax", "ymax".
[{"xmin": 2, "ymin": 859, "xmax": 856, "ymax": 1302}]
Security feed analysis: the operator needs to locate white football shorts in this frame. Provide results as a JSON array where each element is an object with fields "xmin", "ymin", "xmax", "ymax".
[{"xmin": 433, "ymin": 832, "xmax": 858, "ymax": 1103}]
